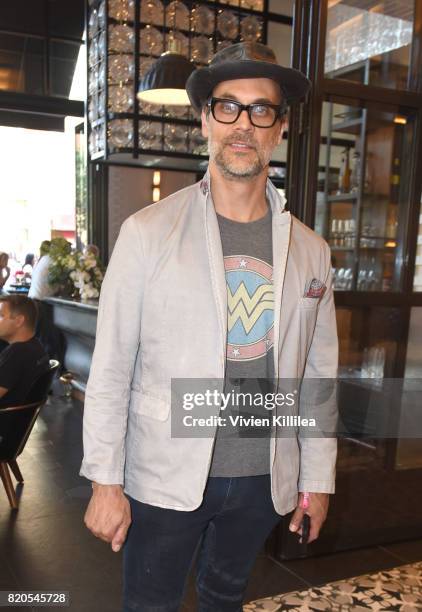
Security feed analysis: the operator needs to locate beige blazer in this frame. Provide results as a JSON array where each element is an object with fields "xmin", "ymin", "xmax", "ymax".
[{"xmin": 80, "ymin": 169, "xmax": 339, "ymax": 515}]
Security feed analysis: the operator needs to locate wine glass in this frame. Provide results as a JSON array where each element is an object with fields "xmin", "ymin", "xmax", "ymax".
[
  {"xmin": 331, "ymin": 218, "xmax": 339, "ymax": 247},
  {"xmin": 336, "ymin": 268, "xmax": 345, "ymax": 290},
  {"xmin": 109, "ymin": 119, "xmax": 133, "ymax": 148},
  {"xmin": 191, "ymin": 35, "xmax": 213, "ymax": 64},
  {"xmin": 109, "ymin": 24, "xmax": 135, "ymax": 52},
  {"xmin": 240, "ymin": 15, "xmax": 262, "ymax": 42},
  {"xmin": 109, "ymin": 54, "xmax": 135, "ymax": 82},
  {"xmin": 108, "ymin": 85, "xmax": 135, "ymax": 112},
  {"xmin": 166, "ymin": 1, "xmax": 190, "ymax": 31},
  {"xmin": 109, "ymin": 0, "xmax": 135, "ymax": 21},
  {"xmin": 191, "ymin": 4, "xmax": 214, "ymax": 35},
  {"xmin": 140, "ymin": 26, "xmax": 163, "ymax": 56},
  {"xmin": 164, "ymin": 124, "xmax": 188, "ymax": 152},
  {"xmin": 217, "ymin": 10, "xmax": 238, "ymax": 39},
  {"xmin": 344, "ymin": 268, "xmax": 353, "ymax": 290},
  {"xmin": 141, "ymin": 0, "xmax": 164, "ymax": 26},
  {"xmin": 139, "ymin": 121, "xmax": 162, "ymax": 149}
]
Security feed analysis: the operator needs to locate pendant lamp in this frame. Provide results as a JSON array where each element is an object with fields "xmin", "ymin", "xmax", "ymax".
[{"xmin": 137, "ymin": 31, "xmax": 195, "ymax": 105}]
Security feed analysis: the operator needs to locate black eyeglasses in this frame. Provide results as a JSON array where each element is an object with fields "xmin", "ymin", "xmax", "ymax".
[{"xmin": 207, "ymin": 97, "xmax": 285, "ymax": 128}]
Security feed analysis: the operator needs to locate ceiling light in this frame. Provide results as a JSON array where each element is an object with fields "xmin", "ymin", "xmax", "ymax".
[{"xmin": 137, "ymin": 38, "xmax": 195, "ymax": 106}]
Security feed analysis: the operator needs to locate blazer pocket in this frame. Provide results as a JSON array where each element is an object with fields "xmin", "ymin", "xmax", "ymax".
[
  {"xmin": 298, "ymin": 296, "xmax": 320, "ymax": 310},
  {"xmin": 130, "ymin": 389, "xmax": 171, "ymax": 422}
]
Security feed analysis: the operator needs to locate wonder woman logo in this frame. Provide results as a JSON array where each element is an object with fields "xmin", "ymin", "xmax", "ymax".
[
  {"xmin": 228, "ymin": 283, "xmax": 273, "ymax": 334},
  {"xmin": 224, "ymin": 255, "xmax": 274, "ymax": 361}
]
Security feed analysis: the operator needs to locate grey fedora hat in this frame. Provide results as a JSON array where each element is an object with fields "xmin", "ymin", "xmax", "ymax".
[{"xmin": 186, "ymin": 42, "xmax": 311, "ymax": 113}]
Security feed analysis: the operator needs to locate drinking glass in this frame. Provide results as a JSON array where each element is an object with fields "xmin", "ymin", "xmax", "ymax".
[
  {"xmin": 166, "ymin": 1, "xmax": 190, "ymax": 30},
  {"xmin": 89, "ymin": 9, "xmax": 98, "ymax": 38},
  {"xmin": 109, "ymin": 54, "xmax": 135, "ymax": 82},
  {"xmin": 240, "ymin": 15, "xmax": 262, "ymax": 42},
  {"xmin": 191, "ymin": 35, "xmax": 213, "ymax": 64},
  {"xmin": 98, "ymin": 2, "xmax": 106, "ymax": 28},
  {"xmin": 189, "ymin": 127, "xmax": 208, "ymax": 155},
  {"xmin": 139, "ymin": 121, "xmax": 162, "ymax": 149},
  {"xmin": 141, "ymin": 0, "xmax": 164, "ymax": 26},
  {"xmin": 109, "ymin": 24, "xmax": 135, "ymax": 52},
  {"xmin": 108, "ymin": 85, "xmax": 135, "ymax": 112},
  {"xmin": 109, "ymin": 0, "xmax": 135, "ymax": 21},
  {"xmin": 338, "ymin": 219, "xmax": 346, "ymax": 247},
  {"xmin": 344, "ymin": 268, "xmax": 353, "ymax": 290},
  {"xmin": 140, "ymin": 25, "xmax": 163, "ymax": 56},
  {"xmin": 217, "ymin": 10, "xmax": 238, "ymax": 39},
  {"xmin": 164, "ymin": 124, "xmax": 187, "ymax": 152},
  {"xmin": 109, "ymin": 119, "xmax": 133, "ymax": 148},
  {"xmin": 191, "ymin": 4, "xmax": 214, "ymax": 35},
  {"xmin": 331, "ymin": 218, "xmax": 339, "ymax": 247}
]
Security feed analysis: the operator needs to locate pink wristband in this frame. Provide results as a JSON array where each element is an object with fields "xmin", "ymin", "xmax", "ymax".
[{"xmin": 302, "ymin": 492, "xmax": 310, "ymax": 509}]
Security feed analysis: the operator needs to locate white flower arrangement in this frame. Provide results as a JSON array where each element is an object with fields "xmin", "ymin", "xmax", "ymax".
[
  {"xmin": 49, "ymin": 238, "xmax": 104, "ymax": 300},
  {"xmin": 68, "ymin": 251, "xmax": 104, "ymax": 300}
]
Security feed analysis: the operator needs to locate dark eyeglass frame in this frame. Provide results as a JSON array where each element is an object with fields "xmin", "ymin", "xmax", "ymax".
[{"xmin": 207, "ymin": 97, "xmax": 286, "ymax": 128}]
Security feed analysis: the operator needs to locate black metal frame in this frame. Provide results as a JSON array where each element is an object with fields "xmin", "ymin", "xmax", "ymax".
[
  {"xmin": 284, "ymin": 0, "xmax": 422, "ymax": 520},
  {"xmin": 86, "ymin": 0, "xmax": 293, "ymax": 169},
  {"xmin": 85, "ymin": 0, "xmax": 296, "ymax": 260},
  {"xmin": 290, "ymin": 0, "xmax": 422, "ymax": 225},
  {"xmin": 88, "ymin": 161, "xmax": 109, "ymax": 259},
  {"xmin": 290, "ymin": 0, "xmax": 422, "ymax": 295},
  {"xmin": 75, "ymin": 121, "xmax": 88, "ymax": 251},
  {"xmin": 271, "ymin": 2, "xmax": 422, "ymax": 561}
]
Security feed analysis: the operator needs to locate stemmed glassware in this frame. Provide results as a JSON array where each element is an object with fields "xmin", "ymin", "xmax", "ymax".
[{"xmin": 361, "ymin": 346, "xmax": 386, "ymax": 379}]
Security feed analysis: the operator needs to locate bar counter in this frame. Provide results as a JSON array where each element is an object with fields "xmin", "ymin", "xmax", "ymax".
[{"xmin": 44, "ymin": 296, "xmax": 98, "ymax": 394}]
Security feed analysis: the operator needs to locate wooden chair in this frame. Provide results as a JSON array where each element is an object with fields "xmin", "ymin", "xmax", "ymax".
[
  {"xmin": 0, "ymin": 360, "xmax": 60, "ymax": 509},
  {"xmin": 25, "ymin": 359, "xmax": 60, "ymax": 403},
  {"xmin": 0, "ymin": 400, "xmax": 45, "ymax": 509}
]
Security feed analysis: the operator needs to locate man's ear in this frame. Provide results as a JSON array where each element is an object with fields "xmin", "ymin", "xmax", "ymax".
[
  {"xmin": 201, "ymin": 107, "xmax": 209, "ymax": 139},
  {"xmin": 15, "ymin": 314, "xmax": 25, "ymax": 329}
]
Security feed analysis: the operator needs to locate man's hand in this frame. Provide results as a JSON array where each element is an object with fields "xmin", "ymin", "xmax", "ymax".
[
  {"xmin": 289, "ymin": 492, "xmax": 329, "ymax": 544},
  {"xmin": 84, "ymin": 483, "xmax": 131, "ymax": 552}
]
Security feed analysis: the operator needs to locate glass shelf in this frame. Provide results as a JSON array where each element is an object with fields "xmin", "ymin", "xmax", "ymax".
[
  {"xmin": 327, "ymin": 193, "xmax": 359, "ymax": 202},
  {"xmin": 324, "ymin": 1, "xmax": 415, "ymax": 92},
  {"xmin": 332, "ymin": 118, "xmax": 364, "ymax": 134},
  {"xmin": 316, "ymin": 97, "xmax": 416, "ymax": 292}
]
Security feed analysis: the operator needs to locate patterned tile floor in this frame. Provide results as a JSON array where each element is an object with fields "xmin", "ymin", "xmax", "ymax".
[{"xmin": 244, "ymin": 560, "xmax": 422, "ymax": 611}]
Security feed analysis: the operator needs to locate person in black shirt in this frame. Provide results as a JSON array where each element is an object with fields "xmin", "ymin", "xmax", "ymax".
[{"xmin": 0, "ymin": 295, "xmax": 49, "ymax": 407}]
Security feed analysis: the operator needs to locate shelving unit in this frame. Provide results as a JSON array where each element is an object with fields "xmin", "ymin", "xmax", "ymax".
[
  {"xmin": 322, "ymin": 94, "xmax": 403, "ymax": 292},
  {"xmin": 274, "ymin": 0, "xmax": 422, "ymax": 563},
  {"xmin": 85, "ymin": 0, "xmax": 290, "ymax": 173},
  {"xmin": 322, "ymin": 98, "xmax": 367, "ymax": 290}
]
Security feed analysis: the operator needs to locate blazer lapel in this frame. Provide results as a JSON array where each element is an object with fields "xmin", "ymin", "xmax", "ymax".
[
  {"xmin": 201, "ymin": 173, "xmax": 228, "ymax": 355},
  {"xmin": 267, "ymin": 181, "xmax": 292, "ymax": 380}
]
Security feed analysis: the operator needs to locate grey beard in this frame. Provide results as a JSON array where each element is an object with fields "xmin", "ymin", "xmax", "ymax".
[
  {"xmin": 210, "ymin": 142, "xmax": 266, "ymax": 181},
  {"xmin": 215, "ymin": 153, "xmax": 264, "ymax": 181}
]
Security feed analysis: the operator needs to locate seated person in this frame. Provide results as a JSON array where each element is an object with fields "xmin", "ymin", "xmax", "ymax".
[
  {"xmin": 0, "ymin": 295, "xmax": 49, "ymax": 407},
  {"xmin": 22, "ymin": 253, "xmax": 35, "ymax": 280},
  {"xmin": 0, "ymin": 252, "xmax": 10, "ymax": 293}
]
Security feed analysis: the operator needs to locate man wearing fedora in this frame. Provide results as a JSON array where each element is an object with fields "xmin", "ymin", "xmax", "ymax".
[{"xmin": 81, "ymin": 42, "xmax": 338, "ymax": 611}]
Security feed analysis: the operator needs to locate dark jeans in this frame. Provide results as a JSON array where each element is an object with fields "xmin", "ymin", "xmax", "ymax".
[{"xmin": 122, "ymin": 474, "xmax": 282, "ymax": 612}]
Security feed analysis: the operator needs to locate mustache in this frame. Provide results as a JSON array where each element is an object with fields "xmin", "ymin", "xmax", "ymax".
[{"xmin": 223, "ymin": 134, "xmax": 257, "ymax": 148}]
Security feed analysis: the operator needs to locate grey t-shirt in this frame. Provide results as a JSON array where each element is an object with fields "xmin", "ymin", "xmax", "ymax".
[{"xmin": 208, "ymin": 206, "xmax": 274, "ymax": 477}]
